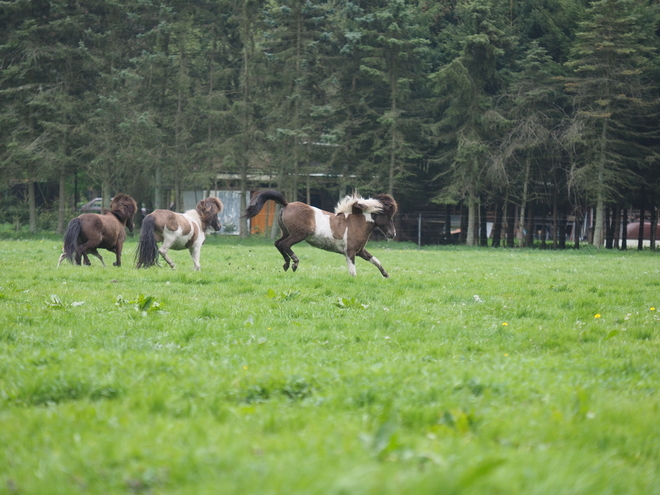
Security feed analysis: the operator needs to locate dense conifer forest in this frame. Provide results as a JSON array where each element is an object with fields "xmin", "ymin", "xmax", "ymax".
[{"xmin": 1, "ymin": 0, "xmax": 659, "ymax": 246}]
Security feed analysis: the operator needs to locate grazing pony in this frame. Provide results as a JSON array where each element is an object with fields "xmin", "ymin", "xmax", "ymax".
[
  {"xmin": 245, "ymin": 190, "xmax": 398, "ymax": 277},
  {"xmin": 57, "ymin": 194, "xmax": 138, "ymax": 267},
  {"xmin": 135, "ymin": 197, "xmax": 223, "ymax": 271}
]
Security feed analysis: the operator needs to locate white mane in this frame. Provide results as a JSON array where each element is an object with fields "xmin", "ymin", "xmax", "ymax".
[
  {"xmin": 334, "ymin": 194, "xmax": 384, "ymax": 215},
  {"xmin": 183, "ymin": 209, "xmax": 202, "ymax": 226}
]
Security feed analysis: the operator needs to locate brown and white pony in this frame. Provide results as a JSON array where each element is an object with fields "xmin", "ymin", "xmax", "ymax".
[
  {"xmin": 57, "ymin": 194, "xmax": 138, "ymax": 267},
  {"xmin": 245, "ymin": 190, "xmax": 398, "ymax": 277},
  {"xmin": 135, "ymin": 197, "xmax": 223, "ymax": 271}
]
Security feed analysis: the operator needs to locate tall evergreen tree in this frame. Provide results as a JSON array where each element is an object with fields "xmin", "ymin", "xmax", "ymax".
[
  {"xmin": 494, "ymin": 41, "xmax": 567, "ymax": 246},
  {"xmin": 428, "ymin": 0, "xmax": 510, "ymax": 245},
  {"xmin": 564, "ymin": 0, "xmax": 658, "ymax": 247},
  {"xmin": 352, "ymin": 0, "xmax": 430, "ymax": 196},
  {"xmin": 262, "ymin": 0, "xmax": 331, "ymax": 200}
]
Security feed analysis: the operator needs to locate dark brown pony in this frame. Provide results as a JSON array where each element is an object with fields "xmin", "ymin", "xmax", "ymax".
[
  {"xmin": 57, "ymin": 194, "xmax": 138, "ymax": 267},
  {"xmin": 135, "ymin": 197, "xmax": 223, "ymax": 271},
  {"xmin": 245, "ymin": 190, "xmax": 398, "ymax": 277}
]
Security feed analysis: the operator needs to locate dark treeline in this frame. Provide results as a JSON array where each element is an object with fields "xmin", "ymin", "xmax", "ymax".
[{"xmin": 1, "ymin": 0, "xmax": 659, "ymax": 246}]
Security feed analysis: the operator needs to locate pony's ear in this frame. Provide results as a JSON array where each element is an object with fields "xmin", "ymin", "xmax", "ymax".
[{"xmin": 352, "ymin": 201, "xmax": 366, "ymax": 214}]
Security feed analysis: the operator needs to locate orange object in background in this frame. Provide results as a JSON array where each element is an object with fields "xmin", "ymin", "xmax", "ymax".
[{"xmin": 249, "ymin": 193, "xmax": 277, "ymax": 235}]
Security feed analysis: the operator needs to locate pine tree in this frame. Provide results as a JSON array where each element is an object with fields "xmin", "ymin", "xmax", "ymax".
[
  {"xmin": 428, "ymin": 0, "xmax": 511, "ymax": 245},
  {"xmin": 494, "ymin": 41, "xmax": 568, "ymax": 247},
  {"xmin": 564, "ymin": 0, "xmax": 658, "ymax": 248}
]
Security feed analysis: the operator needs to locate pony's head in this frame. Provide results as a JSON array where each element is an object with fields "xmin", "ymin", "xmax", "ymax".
[
  {"xmin": 196, "ymin": 197, "xmax": 223, "ymax": 232},
  {"xmin": 370, "ymin": 194, "xmax": 398, "ymax": 240},
  {"xmin": 110, "ymin": 194, "xmax": 138, "ymax": 232},
  {"xmin": 335, "ymin": 193, "xmax": 398, "ymax": 240}
]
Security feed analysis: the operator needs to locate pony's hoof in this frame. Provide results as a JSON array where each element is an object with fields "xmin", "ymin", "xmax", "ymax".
[
  {"xmin": 283, "ymin": 264, "xmax": 290, "ymax": 272},
  {"xmin": 292, "ymin": 264, "xmax": 298, "ymax": 272}
]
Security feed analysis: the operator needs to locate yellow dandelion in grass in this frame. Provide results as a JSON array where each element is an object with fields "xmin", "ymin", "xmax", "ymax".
[
  {"xmin": 594, "ymin": 314, "xmax": 601, "ymax": 319},
  {"xmin": 243, "ymin": 366, "xmax": 248, "ymax": 370},
  {"xmin": 502, "ymin": 322, "xmax": 508, "ymax": 326},
  {"xmin": 650, "ymin": 307, "xmax": 656, "ymax": 311}
]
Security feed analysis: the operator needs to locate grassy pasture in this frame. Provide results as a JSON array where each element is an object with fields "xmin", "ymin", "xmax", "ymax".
[{"xmin": 1, "ymin": 236, "xmax": 659, "ymax": 494}]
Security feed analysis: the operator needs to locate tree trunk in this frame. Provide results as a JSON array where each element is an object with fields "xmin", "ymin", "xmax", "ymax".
[
  {"xmin": 574, "ymin": 210, "xmax": 581, "ymax": 249},
  {"xmin": 506, "ymin": 201, "xmax": 515, "ymax": 248},
  {"xmin": 444, "ymin": 204, "xmax": 452, "ymax": 244},
  {"xmin": 57, "ymin": 172, "xmax": 66, "ymax": 234},
  {"xmin": 517, "ymin": 155, "xmax": 531, "ymax": 247},
  {"xmin": 28, "ymin": 179, "xmax": 37, "ymax": 233},
  {"xmin": 492, "ymin": 202, "xmax": 502, "ymax": 248},
  {"xmin": 57, "ymin": 134, "xmax": 68, "ymax": 234},
  {"xmin": 592, "ymin": 119, "xmax": 608, "ymax": 248},
  {"xmin": 638, "ymin": 196, "xmax": 645, "ymax": 250},
  {"xmin": 388, "ymin": 69, "xmax": 398, "ymax": 197},
  {"xmin": 479, "ymin": 202, "xmax": 488, "ymax": 246},
  {"xmin": 593, "ymin": 193, "xmax": 605, "ymax": 248},
  {"xmin": 621, "ymin": 208, "xmax": 628, "ymax": 250},
  {"xmin": 154, "ymin": 166, "xmax": 163, "ymax": 210},
  {"xmin": 525, "ymin": 201, "xmax": 534, "ymax": 247},
  {"xmin": 466, "ymin": 199, "xmax": 477, "ymax": 246},
  {"xmin": 101, "ymin": 176, "xmax": 111, "ymax": 211},
  {"xmin": 650, "ymin": 206, "xmax": 657, "ymax": 250},
  {"xmin": 605, "ymin": 206, "xmax": 613, "ymax": 249},
  {"xmin": 540, "ymin": 205, "xmax": 547, "ymax": 249},
  {"xmin": 239, "ymin": 2, "xmax": 252, "ymax": 239},
  {"xmin": 459, "ymin": 204, "xmax": 468, "ymax": 244},
  {"xmin": 558, "ymin": 204, "xmax": 566, "ymax": 250},
  {"xmin": 612, "ymin": 206, "xmax": 621, "ymax": 249}
]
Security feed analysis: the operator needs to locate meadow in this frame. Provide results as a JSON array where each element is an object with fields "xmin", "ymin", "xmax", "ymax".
[{"xmin": 1, "ymin": 235, "xmax": 659, "ymax": 494}]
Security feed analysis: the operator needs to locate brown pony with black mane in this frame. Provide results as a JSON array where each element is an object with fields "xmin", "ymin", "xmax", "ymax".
[
  {"xmin": 57, "ymin": 194, "xmax": 138, "ymax": 267},
  {"xmin": 245, "ymin": 190, "xmax": 398, "ymax": 277},
  {"xmin": 135, "ymin": 197, "xmax": 223, "ymax": 271}
]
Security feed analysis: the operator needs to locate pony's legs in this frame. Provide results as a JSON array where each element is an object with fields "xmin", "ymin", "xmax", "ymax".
[
  {"xmin": 76, "ymin": 237, "xmax": 101, "ymax": 266},
  {"xmin": 272, "ymin": 217, "xmax": 304, "ymax": 272},
  {"xmin": 57, "ymin": 252, "xmax": 66, "ymax": 267},
  {"xmin": 158, "ymin": 248, "xmax": 176, "ymax": 269},
  {"xmin": 357, "ymin": 248, "xmax": 389, "ymax": 278},
  {"xmin": 345, "ymin": 253, "xmax": 357, "ymax": 277},
  {"xmin": 273, "ymin": 221, "xmax": 293, "ymax": 271},
  {"xmin": 188, "ymin": 246, "xmax": 201, "ymax": 271},
  {"xmin": 159, "ymin": 235, "xmax": 178, "ymax": 269},
  {"xmin": 274, "ymin": 235, "xmax": 292, "ymax": 271},
  {"xmin": 111, "ymin": 247, "xmax": 121, "ymax": 267},
  {"xmin": 89, "ymin": 249, "xmax": 107, "ymax": 267},
  {"xmin": 276, "ymin": 238, "xmax": 302, "ymax": 271}
]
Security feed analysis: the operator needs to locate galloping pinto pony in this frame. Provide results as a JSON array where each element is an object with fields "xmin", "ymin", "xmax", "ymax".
[
  {"xmin": 57, "ymin": 194, "xmax": 138, "ymax": 267},
  {"xmin": 245, "ymin": 190, "xmax": 398, "ymax": 277},
  {"xmin": 135, "ymin": 197, "xmax": 223, "ymax": 271}
]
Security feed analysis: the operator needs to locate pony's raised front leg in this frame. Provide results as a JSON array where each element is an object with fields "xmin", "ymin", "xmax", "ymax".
[{"xmin": 357, "ymin": 248, "xmax": 389, "ymax": 278}]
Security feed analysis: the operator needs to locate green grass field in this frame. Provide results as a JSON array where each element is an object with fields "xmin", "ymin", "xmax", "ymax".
[{"xmin": 1, "ymin": 236, "xmax": 659, "ymax": 494}]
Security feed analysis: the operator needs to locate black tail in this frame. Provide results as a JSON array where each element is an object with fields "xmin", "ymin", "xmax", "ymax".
[
  {"xmin": 135, "ymin": 215, "xmax": 160, "ymax": 269},
  {"xmin": 244, "ymin": 190, "xmax": 288, "ymax": 219},
  {"xmin": 61, "ymin": 218, "xmax": 82, "ymax": 265}
]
